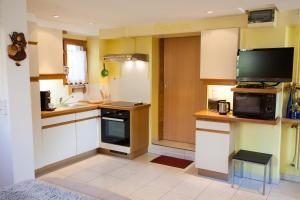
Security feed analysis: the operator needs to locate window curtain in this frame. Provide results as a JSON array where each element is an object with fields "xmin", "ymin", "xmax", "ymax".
[{"xmin": 67, "ymin": 44, "xmax": 87, "ymax": 85}]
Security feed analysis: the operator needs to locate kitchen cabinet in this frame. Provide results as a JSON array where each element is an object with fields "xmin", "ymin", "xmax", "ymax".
[
  {"xmin": 75, "ymin": 110, "xmax": 100, "ymax": 154},
  {"xmin": 37, "ymin": 27, "xmax": 64, "ymax": 74},
  {"xmin": 76, "ymin": 119, "xmax": 99, "ymax": 154},
  {"xmin": 200, "ymin": 28, "xmax": 239, "ymax": 80},
  {"xmin": 40, "ymin": 110, "xmax": 100, "ymax": 168},
  {"xmin": 43, "ymin": 123, "xmax": 77, "ymax": 166},
  {"xmin": 28, "ymin": 45, "xmax": 39, "ymax": 77},
  {"xmin": 195, "ymin": 120, "xmax": 234, "ymax": 180},
  {"xmin": 28, "ymin": 22, "xmax": 39, "ymax": 77}
]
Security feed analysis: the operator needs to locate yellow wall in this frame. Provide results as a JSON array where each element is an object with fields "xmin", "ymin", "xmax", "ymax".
[
  {"xmin": 151, "ymin": 38, "xmax": 160, "ymax": 142},
  {"xmin": 281, "ymin": 25, "xmax": 300, "ymax": 179},
  {"xmin": 99, "ymin": 37, "xmax": 159, "ymax": 142},
  {"xmin": 87, "ymin": 37, "xmax": 100, "ymax": 84},
  {"xmin": 98, "ymin": 10, "xmax": 300, "ymax": 181},
  {"xmin": 63, "ymin": 33, "xmax": 87, "ymax": 41},
  {"xmin": 99, "ymin": 15, "xmax": 248, "ymax": 39}
]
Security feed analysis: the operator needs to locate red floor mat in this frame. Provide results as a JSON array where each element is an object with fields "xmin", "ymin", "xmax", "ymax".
[{"xmin": 150, "ymin": 155, "xmax": 193, "ymax": 169}]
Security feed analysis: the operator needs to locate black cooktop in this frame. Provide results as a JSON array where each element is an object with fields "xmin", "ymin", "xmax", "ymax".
[{"xmin": 109, "ymin": 101, "xmax": 143, "ymax": 107}]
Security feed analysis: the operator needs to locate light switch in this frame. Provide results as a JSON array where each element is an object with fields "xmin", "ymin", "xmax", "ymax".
[{"xmin": 0, "ymin": 99, "xmax": 8, "ymax": 116}]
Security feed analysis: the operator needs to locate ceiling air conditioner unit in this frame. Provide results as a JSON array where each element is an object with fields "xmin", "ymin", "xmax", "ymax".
[{"xmin": 247, "ymin": 8, "xmax": 278, "ymax": 28}]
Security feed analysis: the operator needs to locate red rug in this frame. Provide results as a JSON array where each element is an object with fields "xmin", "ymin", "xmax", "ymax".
[{"xmin": 151, "ymin": 155, "xmax": 193, "ymax": 169}]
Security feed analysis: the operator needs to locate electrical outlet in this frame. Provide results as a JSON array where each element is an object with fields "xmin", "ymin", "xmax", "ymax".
[{"xmin": 0, "ymin": 99, "xmax": 8, "ymax": 116}]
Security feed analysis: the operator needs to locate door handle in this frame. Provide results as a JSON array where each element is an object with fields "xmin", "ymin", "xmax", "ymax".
[{"xmin": 102, "ymin": 117, "xmax": 124, "ymax": 122}]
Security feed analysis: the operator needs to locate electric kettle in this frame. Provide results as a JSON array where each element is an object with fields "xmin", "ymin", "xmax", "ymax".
[{"xmin": 217, "ymin": 101, "xmax": 230, "ymax": 115}]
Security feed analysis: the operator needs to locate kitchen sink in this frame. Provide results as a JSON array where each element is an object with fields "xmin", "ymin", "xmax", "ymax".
[{"xmin": 59, "ymin": 103, "xmax": 89, "ymax": 108}]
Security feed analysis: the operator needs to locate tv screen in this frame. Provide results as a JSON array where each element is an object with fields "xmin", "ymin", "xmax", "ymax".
[{"xmin": 236, "ymin": 48, "xmax": 294, "ymax": 82}]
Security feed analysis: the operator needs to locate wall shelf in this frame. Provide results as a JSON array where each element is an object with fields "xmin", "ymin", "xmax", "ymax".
[
  {"xmin": 194, "ymin": 110, "xmax": 280, "ymax": 125},
  {"xmin": 281, "ymin": 118, "xmax": 300, "ymax": 125}
]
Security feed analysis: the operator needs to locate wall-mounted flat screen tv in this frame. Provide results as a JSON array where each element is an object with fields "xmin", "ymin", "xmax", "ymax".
[{"xmin": 236, "ymin": 47, "xmax": 294, "ymax": 82}]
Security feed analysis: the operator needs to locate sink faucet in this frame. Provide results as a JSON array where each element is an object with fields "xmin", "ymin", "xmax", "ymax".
[{"xmin": 59, "ymin": 95, "xmax": 74, "ymax": 105}]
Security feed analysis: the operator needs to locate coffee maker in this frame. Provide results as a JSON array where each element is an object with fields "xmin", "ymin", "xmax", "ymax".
[{"xmin": 40, "ymin": 91, "xmax": 52, "ymax": 111}]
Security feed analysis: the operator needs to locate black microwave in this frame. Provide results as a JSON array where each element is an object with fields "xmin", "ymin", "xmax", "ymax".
[{"xmin": 233, "ymin": 92, "xmax": 277, "ymax": 120}]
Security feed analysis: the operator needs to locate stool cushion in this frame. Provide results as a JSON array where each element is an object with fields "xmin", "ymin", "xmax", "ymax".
[{"xmin": 233, "ymin": 150, "xmax": 272, "ymax": 165}]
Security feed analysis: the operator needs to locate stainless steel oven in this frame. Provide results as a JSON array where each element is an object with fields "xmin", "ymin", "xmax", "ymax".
[{"xmin": 101, "ymin": 108, "xmax": 130, "ymax": 147}]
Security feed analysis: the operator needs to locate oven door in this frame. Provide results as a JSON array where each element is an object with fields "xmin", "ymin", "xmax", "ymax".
[
  {"xmin": 233, "ymin": 93, "xmax": 262, "ymax": 118},
  {"xmin": 101, "ymin": 117, "xmax": 130, "ymax": 147}
]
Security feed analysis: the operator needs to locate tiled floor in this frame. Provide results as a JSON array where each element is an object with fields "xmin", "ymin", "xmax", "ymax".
[{"xmin": 39, "ymin": 153, "xmax": 300, "ymax": 200}]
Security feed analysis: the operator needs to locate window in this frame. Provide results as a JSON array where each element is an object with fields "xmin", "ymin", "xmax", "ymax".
[{"xmin": 63, "ymin": 39, "xmax": 87, "ymax": 85}]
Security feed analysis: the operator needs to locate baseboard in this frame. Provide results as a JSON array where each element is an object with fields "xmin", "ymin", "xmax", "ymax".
[
  {"xmin": 198, "ymin": 168, "xmax": 228, "ymax": 181},
  {"xmin": 35, "ymin": 149, "xmax": 98, "ymax": 177},
  {"xmin": 281, "ymin": 173, "xmax": 300, "ymax": 183}
]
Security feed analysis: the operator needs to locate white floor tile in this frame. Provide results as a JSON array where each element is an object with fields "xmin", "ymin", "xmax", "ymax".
[
  {"xmin": 160, "ymin": 191, "xmax": 194, "ymax": 200},
  {"xmin": 87, "ymin": 175, "xmax": 123, "ymax": 189},
  {"xmin": 131, "ymin": 184, "xmax": 169, "ymax": 200},
  {"xmin": 39, "ymin": 153, "xmax": 300, "ymax": 200},
  {"xmin": 66, "ymin": 169, "xmax": 100, "ymax": 183},
  {"xmin": 196, "ymin": 181, "xmax": 237, "ymax": 200},
  {"xmin": 239, "ymin": 178, "xmax": 272, "ymax": 195},
  {"xmin": 109, "ymin": 167, "xmax": 137, "ymax": 180},
  {"xmin": 270, "ymin": 180, "xmax": 300, "ymax": 198},
  {"xmin": 268, "ymin": 191, "xmax": 299, "ymax": 200},
  {"xmin": 146, "ymin": 172, "xmax": 186, "ymax": 190},
  {"xmin": 168, "ymin": 176, "xmax": 209, "ymax": 198},
  {"xmin": 232, "ymin": 190, "xmax": 266, "ymax": 200},
  {"xmin": 54, "ymin": 164, "xmax": 83, "ymax": 177}
]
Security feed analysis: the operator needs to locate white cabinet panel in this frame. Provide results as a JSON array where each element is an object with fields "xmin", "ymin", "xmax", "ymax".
[
  {"xmin": 31, "ymin": 82, "xmax": 43, "ymax": 169},
  {"xmin": 76, "ymin": 118, "xmax": 99, "ymax": 154},
  {"xmin": 75, "ymin": 109, "xmax": 100, "ymax": 120},
  {"xmin": 42, "ymin": 114, "xmax": 75, "ymax": 126},
  {"xmin": 37, "ymin": 27, "xmax": 63, "ymax": 74},
  {"xmin": 200, "ymin": 28, "xmax": 239, "ymax": 80},
  {"xmin": 28, "ymin": 45, "xmax": 39, "ymax": 77},
  {"xmin": 196, "ymin": 120, "xmax": 231, "ymax": 132},
  {"xmin": 43, "ymin": 123, "xmax": 76, "ymax": 165},
  {"xmin": 195, "ymin": 130, "xmax": 230, "ymax": 174}
]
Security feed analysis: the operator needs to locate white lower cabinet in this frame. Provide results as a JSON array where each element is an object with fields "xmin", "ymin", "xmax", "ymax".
[
  {"xmin": 43, "ymin": 123, "xmax": 77, "ymax": 165},
  {"xmin": 76, "ymin": 118, "xmax": 99, "ymax": 154},
  {"xmin": 196, "ymin": 130, "xmax": 230, "ymax": 174},
  {"xmin": 40, "ymin": 109, "xmax": 101, "ymax": 168},
  {"xmin": 195, "ymin": 120, "xmax": 234, "ymax": 175}
]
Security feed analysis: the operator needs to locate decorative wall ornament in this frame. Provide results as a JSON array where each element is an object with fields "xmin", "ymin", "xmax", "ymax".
[{"xmin": 7, "ymin": 32, "xmax": 27, "ymax": 66}]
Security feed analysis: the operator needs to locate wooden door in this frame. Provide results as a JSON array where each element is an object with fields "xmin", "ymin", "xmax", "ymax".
[{"xmin": 163, "ymin": 36, "xmax": 202, "ymax": 144}]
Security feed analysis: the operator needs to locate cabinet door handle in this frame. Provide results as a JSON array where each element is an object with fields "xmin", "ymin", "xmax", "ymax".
[{"xmin": 102, "ymin": 117, "xmax": 124, "ymax": 122}]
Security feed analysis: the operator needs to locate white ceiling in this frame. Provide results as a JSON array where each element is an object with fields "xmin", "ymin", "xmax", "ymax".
[{"xmin": 27, "ymin": 0, "xmax": 300, "ymax": 30}]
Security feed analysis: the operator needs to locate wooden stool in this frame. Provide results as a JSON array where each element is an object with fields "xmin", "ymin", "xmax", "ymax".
[{"xmin": 231, "ymin": 150, "xmax": 272, "ymax": 195}]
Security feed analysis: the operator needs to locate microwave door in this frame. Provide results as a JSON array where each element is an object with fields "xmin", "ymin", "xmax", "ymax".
[{"xmin": 234, "ymin": 93, "xmax": 262, "ymax": 118}]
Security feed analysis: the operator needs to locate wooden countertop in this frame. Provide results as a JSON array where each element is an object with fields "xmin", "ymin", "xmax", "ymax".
[
  {"xmin": 194, "ymin": 110, "xmax": 280, "ymax": 125},
  {"xmin": 281, "ymin": 118, "xmax": 300, "ymax": 125},
  {"xmin": 41, "ymin": 103, "xmax": 151, "ymax": 118},
  {"xmin": 100, "ymin": 103, "xmax": 150, "ymax": 111}
]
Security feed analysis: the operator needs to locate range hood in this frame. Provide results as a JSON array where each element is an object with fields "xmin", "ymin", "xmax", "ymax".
[{"xmin": 103, "ymin": 53, "xmax": 148, "ymax": 62}]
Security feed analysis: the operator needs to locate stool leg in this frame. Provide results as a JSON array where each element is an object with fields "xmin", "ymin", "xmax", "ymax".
[
  {"xmin": 232, "ymin": 159, "xmax": 235, "ymax": 188},
  {"xmin": 263, "ymin": 165, "xmax": 267, "ymax": 195},
  {"xmin": 240, "ymin": 161, "xmax": 244, "ymax": 178},
  {"xmin": 269, "ymin": 160, "xmax": 272, "ymax": 184}
]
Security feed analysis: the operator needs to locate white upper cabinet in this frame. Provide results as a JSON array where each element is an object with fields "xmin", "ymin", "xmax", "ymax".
[
  {"xmin": 27, "ymin": 22, "xmax": 39, "ymax": 77},
  {"xmin": 200, "ymin": 28, "xmax": 239, "ymax": 80},
  {"xmin": 37, "ymin": 27, "xmax": 64, "ymax": 74}
]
